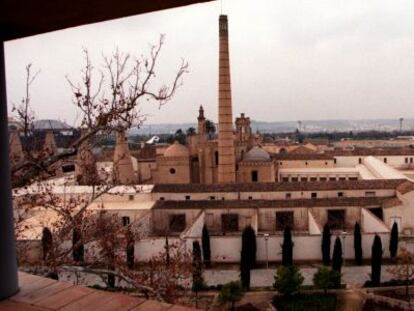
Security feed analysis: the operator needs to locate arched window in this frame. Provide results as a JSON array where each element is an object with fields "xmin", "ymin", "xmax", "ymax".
[
  {"xmin": 215, "ymin": 151, "xmax": 219, "ymax": 166},
  {"xmin": 169, "ymin": 168, "xmax": 176, "ymax": 174}
]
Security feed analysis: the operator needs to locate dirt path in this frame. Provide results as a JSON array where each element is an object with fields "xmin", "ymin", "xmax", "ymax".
[{"xmin": 336, "ymin": 289, "xmax": 365, "ymax": 311}]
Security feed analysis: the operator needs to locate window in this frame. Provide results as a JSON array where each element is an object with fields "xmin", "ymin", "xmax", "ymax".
[
  {"xmin": 305, "ymin": 162, "xmax": 308, "ymax": 166},
  {"xmin": 215, "ymin": 151, "xmax": 219, "ymax": 166},
  {"xmin": 327, "ymin": 209, "xmax": 345, "ymax": 230},
  {"xmin": 210, "ymin": 196, "xmax": 215, "ymax": 200},
  {"xmin": 185, "ymin": 195, "xmax": 191, "ymax": 200},
  {"xmin": 365, "ymin": 191, "xmax": 376, "ymax": 197},
  {"xmin": 221, "ymin": 214, "xmax": 239, "ymax": 232},
  {"xmin": 411, "ymin": 158, "xmax": 413, "ymax": 164},
  {"xmin": 285, "ymin": 193, "xmax": 291, "ymax": 199},
  {"xmin": 282, "ymin": 177, "xmax": 289, "ymax": 182},
  {"xmin": 122, "ymin": 216, "xmax": 130, "ymax": 226},
  {"xmin": 310, "ymin": 177, "xmax": 317, "ymax": 181},
  {"xmin": 384, "ymin": 157, "xmax": 387, "ymax": 163},
  {"xmin": 169, "ymin": 214, "xmax": 186, "ymax": 232},
  {"xmin": 169, "ymin": 168, "xmax": 176, "ymax": 174},
  {"xmin": 334, "ymin": 158, "xmax": 337, "ymax": 164},
  {"xmin": 291, "ymin": 177, "xmax": 298, "ymax": 182},
  {"xmin": 325, "ymin": 162, "xmax": 328, "ymax": 165},
  {"xmin": 301, "ymin": 177, "xmax": 307, "ymax": 182},
  {"xmin": 405, "ymin": 157, "xmax": 408, "ymax": 164},
  {"xmin": 311, "ymin": 192, "xmax": 317, "ymax": 198},
  {"xmin": 339, "ymin": 177, "xmax": 346, "ymax": 181},
  {"xmin": 276, "ymin": 211, "xmax": 294, "ymax": 231},
  {"xmin": 251, "ymin": 170, "xmax": 258, "ymax": 182},
  {"xmin": 62, "ymin": 164, "xmax": 75, "ymax": 173},
  {"xmin": 248, "ymin": 196, "xmax": 253, "ymax": 200},
  {"xmin": 279, "ymin": 162, "xmax": 283, "ymax": 165},
  {"xmin": 359, "ymin": 158, "xmax": 362, "ymax": 164},
  {"xmin": 337, "ymin": 192, "xmax": 343, "ymax": 197},
  {"xmin": 160, "ymin": 197, "xmax": 165, "ymax": 201},
  {"xmin": 349, "ymin": 177, "xmax": 358, "ymax": 181},
  {"xmin": 329, "ymin": 177, "xmax": 336, "ymax": 181},
  {"xmin": 368, "ymin": 207, "xmax": 383, "ymax": 221},
  {"xmin": 319, "ymin": 177, "xmax": 327, "ymax": 181},
  {"xmin": 128, "ymin": 194, "xmax": 134, "ymax": 201}
]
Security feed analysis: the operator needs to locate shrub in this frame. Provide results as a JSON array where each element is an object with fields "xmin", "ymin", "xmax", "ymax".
[
  {"xmin": 273, "ymin": 265, "xmax": 304, "ymax": 296},
  {"xmin": 218, "ymin": 281, "xmax": 244, "ymax": 311},
  {"xmin": 313, "ymin": 266, "xmax": 341, "ymax": 294}
]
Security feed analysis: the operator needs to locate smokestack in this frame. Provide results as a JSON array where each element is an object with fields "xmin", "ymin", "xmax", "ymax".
[{"xmin": 217, "ymin": 15, "xmax": 236, "ymax": 183}]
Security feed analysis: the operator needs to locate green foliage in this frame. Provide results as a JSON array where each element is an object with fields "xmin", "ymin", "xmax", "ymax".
[
  {"xmin": 240, "ymin": 226, "xmax": 256, "ymax": 289},
  {"xmin": 273, "ymin": 294, "xmax": 337, "ymax": 311},
  {"xmin": 322, "ymin": 224, "xmax": 331, "ymax": 265},
  {"xmin": 390, "ymin": 222, "xmax": 399, "ymax": 259},
  {"xmin": 202, "ymin": 224, "xmax": 211, "ymax": 268},
  {"xmin": 332, "ymin": 237, "xmax": 342, "ymax": 273},
  {"xmin": 273, "ymin": 265, "xmax": 304, "ymax": 296},
  {"xmin": 282, "ymin": 226, "xmax": 293, "ymax": 266},
  {"xmin": 371, "ymin": 234, "xmax": 383, "ymax": 286},
  {"xmin": 186, "ymin": 127, "xmax": 196, "ymax": 136},
  {"xmin": 354, "ymin": 222, "xmax": 363, "ymax": 265},
  {"xmin": 313, "ymin": 267, "xmax": 341, "ymax": 293},
  {"xmin": 218, "ymin": 281, "xmax": 244, "ymax": 309}
]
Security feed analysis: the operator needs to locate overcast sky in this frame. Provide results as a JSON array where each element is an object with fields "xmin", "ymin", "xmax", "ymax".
[{"xmin": 5, "ymin": 0, "xmax": 414, "ymax": 125}]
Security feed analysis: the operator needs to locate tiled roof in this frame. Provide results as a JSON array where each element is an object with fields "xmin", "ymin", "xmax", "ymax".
[
  {"xmin": 153, "ymin": 197, "xmax": 388, "ymax": 209},
  {"xmin": 396, "ymin": 180, "xmax": 414, "ymax": 194},
  {"xmin": 152, "ymin": 179, "xmax": 406, "ymax": 193}
]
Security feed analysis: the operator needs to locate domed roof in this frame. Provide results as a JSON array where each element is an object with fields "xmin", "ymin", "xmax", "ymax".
[
  {"xmin": 163, "ymin": 141, "xmax": 189, "ymax": 157},
  {"xmin": 243, "ymin": 146, "xmax": 270, "ymax": 162}
]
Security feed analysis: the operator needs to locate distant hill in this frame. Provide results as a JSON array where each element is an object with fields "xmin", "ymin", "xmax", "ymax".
[{"xmin": 129, "ymin": 118, "xmax": 414, "ymax": 135}]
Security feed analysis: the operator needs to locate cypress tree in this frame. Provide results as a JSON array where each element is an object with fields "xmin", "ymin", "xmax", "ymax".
[
  {"xmin": 332, "ymin": 237, "xmax": 343, "ymax": 273},
  {"xmin": 240, "ymin": 226, "xmax": 256, "ymax": 289},
  {"xmin": 202, "ymin": 224, "xmax": 211, "ymax": 268},
  {"xmin": 371, "ymin": 234, "xmax": 383, "ymax": 286},
  {"xmin": 42, "ymin": 227, "xmax": 53, "ymax": 261},
  {"xmin": 192, "ymin": 241, "xmax": 204, "ymax": 290},
  {"xmin": 72, "ymin": 228, "xmax": 84, "ymax": 263},
  {"xmin": 354, "ymin": 222, "xmax": 363, "ymax": 265},
  {"xmin": 389, "ymin": 222, "xmax": 399, "ymax": 260},
  {"xmin": 126, "ymin": 232, "xmax": 135, "ymax": 269},
  {"xmin": 281, "ymin": 226, "xmax": 293, "ymax": 266},
  {"xmin": 322, "ymin": 224, "xmax": 331, "ymax": 265}
]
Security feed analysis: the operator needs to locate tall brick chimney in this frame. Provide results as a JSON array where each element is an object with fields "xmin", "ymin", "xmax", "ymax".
[{"xmin": 218, "ymin": 15, "xmax": 236, "ymax": 183}]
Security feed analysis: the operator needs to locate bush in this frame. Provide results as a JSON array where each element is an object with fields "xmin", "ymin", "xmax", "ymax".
[
  {"xmin": 219, "ymin": 281, "xmax": 244, "ymax": 311},
  {"xmin": 273, "ymin": 265, "xmax": 304, "ymax": 296},
  {"xmin": 313, "ymin": 266, "xmax": 341, "ymax": 294},
  {"xmin": 273, "ymin": 293, "xmax": 337, "ymax": 311}
]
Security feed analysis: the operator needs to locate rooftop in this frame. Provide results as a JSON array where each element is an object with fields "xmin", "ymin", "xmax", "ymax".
[
  {"xmin": 1, "ymin": 272, "xmax": 198, "ymax": 310},
  {"xmin": 152, "ymin": 179, "xmax": 407, "ymax": 193}
]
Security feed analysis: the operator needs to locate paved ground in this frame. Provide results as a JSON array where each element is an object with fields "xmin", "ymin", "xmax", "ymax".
[{"xmin": 204, "ymin": 265, "xmax": 395, "ymax": 287}]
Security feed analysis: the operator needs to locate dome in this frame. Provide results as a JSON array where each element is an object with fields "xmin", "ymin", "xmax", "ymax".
[
  {"xmin": 163, "ymin": 141, "xmax": 189, "ymax": 157},
  {"xmin": 243, "ymin": 146, "xmax": 270, "ymax": 162}
]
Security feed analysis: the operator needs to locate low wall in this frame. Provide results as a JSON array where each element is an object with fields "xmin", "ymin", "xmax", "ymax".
[{"xmin": 134, "ymin": 232, "xmax": 391, "ymax": 263}]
